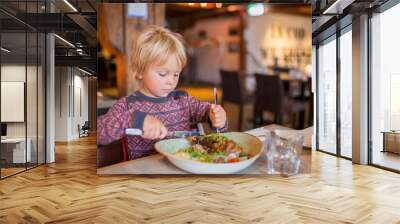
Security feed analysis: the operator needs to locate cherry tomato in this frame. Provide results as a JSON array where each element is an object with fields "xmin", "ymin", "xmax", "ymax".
[{"xmin": 228, "ymin": 157, "xmax": 240, "ymax": 163}]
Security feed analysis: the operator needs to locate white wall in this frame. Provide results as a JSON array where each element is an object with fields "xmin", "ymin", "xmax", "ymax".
[
  {"xmin": 1, "ymin": 65, "xmax": 41, "ymax": 137},
  {"xmin": 1, "ymin": 65, "xmax": 27, "ymax": 140},
  {"xmin": 72, "ymin": 73, "xmax": 89, "ymax": 138},
  {"xmin": 55, "ymin": 67, "xmax": 69, "ymax": 141},
  {"xmin": 54, "ymin": 67, "xmax": 89, "ymax": 141}
]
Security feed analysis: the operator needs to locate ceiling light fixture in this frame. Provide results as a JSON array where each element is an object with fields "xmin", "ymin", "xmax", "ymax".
[
  {"xmin": 1, "ymin": 47, "xmax": 11, "ymax": 53},
  {"xmin": 54, "ymin": 34, "xmax": 75, "ymax": 48},
  {"xmin": 78, "ymin": 67, "xmax": 92, "ymax": 76},
  {"xmin": 227, "ymin": 5, "xmax": 239, "ymax": 12},
  {"xmin": 200, "ymin": 3, "xmax": 207, "ymax": 8},
  {"xmin": 322, "ymin": 0, "xmax": 354, "ymax": 15},
  {"xmin": 216, "ymin": 3, "xmax": 222, "ymax": 8},
  {"xmin": 63, "ymin": 0, "xmax": 78, "ymax": 12},
  {"xmin": 322, "ymin": 0, "xmax": 341, "ymax": 14},
  {"xmin": 247, "ymin": 3, "xmax": 264, "ymax": 16}
]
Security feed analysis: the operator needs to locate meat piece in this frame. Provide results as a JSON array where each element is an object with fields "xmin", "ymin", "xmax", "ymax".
[
  {"xmin": 193, "ymin": 144, "xmax": 207, "ymax": 154},
  {"xmin": 224, "ymin": 140, "xmax": 243, "ymax": 156},
  {"xmin": 190, "ymin": 136, "xmax": 199, "ymax": 144},
  {"xmin": 211, "ymin": 142, "xmax": 224, "ymax": 153},
  {"xmin": 225, "ymin": 140, "xmax": 236, "ymax": 151}
]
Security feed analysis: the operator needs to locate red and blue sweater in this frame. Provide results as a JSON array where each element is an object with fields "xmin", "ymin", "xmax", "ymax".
[{"xmin": 97, "ymin": 90, "xmax": 228, "ymax": 160}]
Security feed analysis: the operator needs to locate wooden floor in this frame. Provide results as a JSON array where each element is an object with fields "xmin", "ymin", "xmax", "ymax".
[
  {"xmin": 1, "ymin": 167, "xmax": 26, "ymax": 178},
  {"xmin": 1, "ymin": 135, "xmax": 400, "ymax": 223},
  {"xmin": 373, "ymin": 151, "xmax": 400, "ymax": 171}
]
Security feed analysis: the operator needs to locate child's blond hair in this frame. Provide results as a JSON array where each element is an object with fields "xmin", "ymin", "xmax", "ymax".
[{"xmin": 132, "ymin": 26, "xmax": 187, "ymax": 79}]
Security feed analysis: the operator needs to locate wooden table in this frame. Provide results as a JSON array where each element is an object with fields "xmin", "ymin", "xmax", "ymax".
[{"xmin": 97, "ymin": 125, "xmax": 312, "ymax": 175}]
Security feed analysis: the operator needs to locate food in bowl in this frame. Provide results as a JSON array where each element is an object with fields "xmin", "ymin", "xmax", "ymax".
[
  {"xmin": 155, "ymin": 132, "xmax": 263, "ymax": 174},
  {"xmin": 174, "ymin": 133, "xmax": 249, "ymax": 163}
]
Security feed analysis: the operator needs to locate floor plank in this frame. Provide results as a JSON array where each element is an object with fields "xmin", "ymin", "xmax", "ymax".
[{"xmin": 1, "ymin": 135, "xmax": 400, "ymax": 223}]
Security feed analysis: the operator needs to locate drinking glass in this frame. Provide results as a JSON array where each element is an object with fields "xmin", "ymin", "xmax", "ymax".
[{"xmin": 264, "ymin": 129, "xmax": 304, "ymax": 176}]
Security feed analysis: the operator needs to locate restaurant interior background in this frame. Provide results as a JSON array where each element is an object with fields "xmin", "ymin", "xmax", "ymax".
[
  {"xmin": 97, "ymin": 3, "xmax": 312, "ymax": 131},
  {"xmin": 96, "ymin": 3, "xmax": 313, "ymax": 170}
]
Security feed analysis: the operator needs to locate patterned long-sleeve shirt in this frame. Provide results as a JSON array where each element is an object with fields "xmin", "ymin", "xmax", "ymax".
[{"xmin": 97, "ymin": 90, "xmax": 228, "ymax": 160}]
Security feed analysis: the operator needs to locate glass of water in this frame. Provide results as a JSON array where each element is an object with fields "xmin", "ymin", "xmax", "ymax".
[{"xmin": 264, "ymin": 128, "xmax": 304, "ymax": 176}]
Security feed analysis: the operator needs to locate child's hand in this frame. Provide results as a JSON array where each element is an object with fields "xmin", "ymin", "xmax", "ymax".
[
  {"xmin": 142, "ymin": 115, "xmax": 168, "ymax": 140},
  {"xmin": 209, "ymin": 104, "xmax": 227, "ymax": 129}
]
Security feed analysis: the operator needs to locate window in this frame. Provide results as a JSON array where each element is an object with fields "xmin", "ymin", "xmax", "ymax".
[
  {"xmin": 370, "ymin": 2, "xmax": 400, "ymax": 171},
  {"xmin": 339, "ymin": 27, "xmax": 352, "ymax": 158},
  {"xmin": 317, "ymin": 35, "xmax": 337, "ymax": 154}
]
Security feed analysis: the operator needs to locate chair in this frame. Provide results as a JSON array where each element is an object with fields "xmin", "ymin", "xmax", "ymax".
[
  {"xmin": 97, "ymin": 107, "xmax": 109, "ymax": 117},
  {"xmin": 291, "ymin": 77, "xmax": 313, "ymax": 128},
  {"xmin": 254, "ymin": 73, "xmax": 307, "ymax": 129},
  {"xmin": 97, "ymin": 138, "xmax": 125, "ymax": 167},
  {"xmin": 78, "ymin": 121, "xmax": 90, "ymax": 138},
  {"xmin": 297, "ymin": 77, "xmax": 314, "ymax": 128},
  {"xmin": 219, "ymin": 70, "xmax": 253, "ymax": 131}
]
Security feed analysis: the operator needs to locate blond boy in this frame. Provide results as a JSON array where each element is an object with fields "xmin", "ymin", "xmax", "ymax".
[{"xmin": 97, "ymin": 26, "xmax": 227, "ymax": 160}]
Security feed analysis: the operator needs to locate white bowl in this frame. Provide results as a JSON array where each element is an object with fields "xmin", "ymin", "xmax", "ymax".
[{"xmin": 154, "ymin": 132, "xmax": 263, "ymax": 174}]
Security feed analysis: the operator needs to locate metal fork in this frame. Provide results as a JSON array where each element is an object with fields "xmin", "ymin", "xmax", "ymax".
[{"xmin": 213, "ymin": 87, "xmax": 220, "ymax": 133}]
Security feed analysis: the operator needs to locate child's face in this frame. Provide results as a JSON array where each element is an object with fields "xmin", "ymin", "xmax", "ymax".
[{"xmin": 140, "ymin": 55, "xmax": 181, "ymax": 97}]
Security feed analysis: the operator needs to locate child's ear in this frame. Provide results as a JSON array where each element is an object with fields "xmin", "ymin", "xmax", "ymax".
[
  {"xmin": 136, "ymin": 74, "xmax": 143, "ymax": 79},
  {"xmin": 133, "ymin": 71, "xmax": 142, "ymax": 80}
]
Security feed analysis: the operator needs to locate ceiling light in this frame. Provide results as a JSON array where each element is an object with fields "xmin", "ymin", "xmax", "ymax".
[
  {"xmin": 54, "ymin": 34, "xmax": 75, "ymax": 48},
  {"xmin": 227, "ymin": 5, "xmax": 239, "ymax": 12},
  {"xmin": 322, "ymin": 0, "xmax": 354, "ymax": 15},
  {"xmin": 188, "ymin": 3, "xmax": 195, "ymax": 6},
  {"xmin": 63, "ymin": 0, "xmax": 78, "ymax": 12},
  {"xmin": 1, "ymin": 47, "xmax": 11, "ymax": 53},
  {"xmin": 322, "ymin": 0, "xmax": 341, "ymax": 14},
  {"xmin": 216, "ymin": 3, "xmax": 222, "ymax": 9},
  {"xmin": 78, "ymin": 67, "xmax": 92, "ymax": 76},
  {"xmin": 200, "ymin": 3, "xmax": 207, "ymax": 8},
  {"xmin": 247, "ymin": 3, "xmax": 264, "ymax": 16}
]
